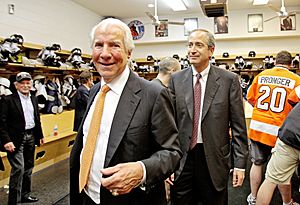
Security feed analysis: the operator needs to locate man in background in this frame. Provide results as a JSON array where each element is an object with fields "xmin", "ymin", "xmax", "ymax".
[
  {"xmin": 169, "ymin": 29, "xmax": 248, "ymax": 205},
  {"xmin": 73, "ymin": 71, "xmax": 93, "ymax": 132},
  {"xmin": 246, "ymin": 51, "xmax": 300, "ymax": 205},
  {"xmin": 0, "ymin": 72, "xmax": 44, "ymax": 205},
  {"xmin": 152, "ymin": 57, "xmax": 181, "ymax": 88}
]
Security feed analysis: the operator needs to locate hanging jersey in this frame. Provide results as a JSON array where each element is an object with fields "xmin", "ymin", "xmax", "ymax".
[{"xmin": 247, "ymin": 67, "xmax": 300, "ymax": 147}]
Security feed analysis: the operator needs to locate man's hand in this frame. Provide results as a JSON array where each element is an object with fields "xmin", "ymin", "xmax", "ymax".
[
  {"xmin": 165, "ymin": 173, "xmax": 174, "ymax": 186},
  {"xmin": 232, "ymin": 169, "xmax": 245, "ymax": 187},
  {"xmin": 100, "ymin": 162, "xmax": 143, "ymax": 195},
  {"xmin": 40, "ymin": 138, "xmax": 45, "ymax": 145},
  {"xmin": 4, "ymin": 142, "xmax": 15, "ymax": 152}
]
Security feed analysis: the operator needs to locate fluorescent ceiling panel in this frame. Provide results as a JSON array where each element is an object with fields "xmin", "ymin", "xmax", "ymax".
[
  {"xmin": 253, "ymin": 0, "xmax": 269, "ymax": 5},
  {"xmin": 164, "ymin": 0, "xmax": 187, "ymax": 11}
]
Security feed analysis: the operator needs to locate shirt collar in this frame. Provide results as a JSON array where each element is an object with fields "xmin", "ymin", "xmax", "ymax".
[
  {"xmin": 101, "ymin": 65, "xmax": 130, "ymax": 95},
  {"xmin": 17, "ymin": 91, "xmax": 31, "ymax": 99},
  {"xmin": 191, "ymin": 64, "xmax": 210, "ymax": 79},
  {"xmin": 274, "ymin": 65, "xmax": 289, "ymax": 71}
]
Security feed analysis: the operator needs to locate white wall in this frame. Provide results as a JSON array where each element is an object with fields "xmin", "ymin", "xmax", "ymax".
[
  {"xmin": 124, "ymin": 7, "xmax": 300, "ymax": 59},
  {"xmin": 0, "ymin": 0, "xmax": 101, "ymax": 54}
]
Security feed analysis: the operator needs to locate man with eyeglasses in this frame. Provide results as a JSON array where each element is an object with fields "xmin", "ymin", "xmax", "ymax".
[
  {"xmin": 169, "ymin": 29, "xmax": 248, "ymax": 205},
  {"xmin": 0, "ymin": 72, "xmax": 44, "ymax": 205}
]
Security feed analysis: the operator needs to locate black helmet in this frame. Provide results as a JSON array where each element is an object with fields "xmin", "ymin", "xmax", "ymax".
[
  {"xmin": 222, "ymin": 52, "xmax": 229, "ymax": 58},
  {"xmin": 173, "ymin": 54, "xmax": 180, "ymax": 60},
  {"xmin": 248, "ymin": 51, "xmax": 256, "ymax": 57},
  {"xmin": 147, "ymin": 55, "xmax": 154, "ymax": 61}
]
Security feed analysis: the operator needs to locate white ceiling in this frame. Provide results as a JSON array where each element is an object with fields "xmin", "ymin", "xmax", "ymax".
[{"xmin": 70, "ymin": 0, "xmax": 300, "ymax": 19}]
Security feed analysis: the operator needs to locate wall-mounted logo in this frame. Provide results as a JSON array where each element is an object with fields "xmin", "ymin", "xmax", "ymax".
[{"xmin": 128, "ymin": 20, "xmax": 145, "ymax": 40}]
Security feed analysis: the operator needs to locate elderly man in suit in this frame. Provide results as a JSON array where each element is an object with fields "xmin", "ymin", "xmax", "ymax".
[
  {"xmin": 0, "ymin": 72, "xmax": 44, "ymax": 205},
  {"xmin": 69, "ymin": 18, "xmax": 182, "ymax": 205},
  {"xmin": 169, "ymin": 29, "xmax": 248, "ymax": 205}
]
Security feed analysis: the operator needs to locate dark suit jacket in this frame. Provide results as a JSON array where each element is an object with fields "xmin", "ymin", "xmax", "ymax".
[
  {"xmin": 169, "ymin": 65, "xmax": 248, "ymax": 191},
  {"xmin": 70, "ymin": 71, "xmax": 182, "ymax": 205},
  {"xmin": 151, "ymin": 78, "xmax": 166, "ymax": 88},
  {"xmin": 73, "ymin": 85, "xmax": 89, "ymax": 132},
  {"xmin": 0, "ymin": 92, "xmax": 44, "ymax": 151}
]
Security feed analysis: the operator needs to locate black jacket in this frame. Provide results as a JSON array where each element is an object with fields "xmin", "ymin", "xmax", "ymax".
[
  {"xmin": 0, "ymin": 92, "xmax": 44, "ymax": 151},
  {"xmin": 73, "ymin": 85, "xmax": 89, "ymax": 132}
]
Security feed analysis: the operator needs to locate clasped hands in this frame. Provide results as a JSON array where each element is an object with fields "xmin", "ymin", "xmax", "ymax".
[{"xmin": 101, "ymin": 162, "xmax": 143, "ymax": 196}]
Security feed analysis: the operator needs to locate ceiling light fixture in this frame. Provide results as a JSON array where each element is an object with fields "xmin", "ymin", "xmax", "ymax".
[
  {"xmin": 253, "ymin": 0, "xmax": 269, "ymax": 5},
  {"xmin": 148, "ymin": 3, "xmax": 154, "ymax": 8},
  {"xmin": 164, "ymin": 0, "xmax": 187, "ymax": 11}
]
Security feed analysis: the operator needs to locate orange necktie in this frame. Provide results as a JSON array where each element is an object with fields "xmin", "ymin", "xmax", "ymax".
[{"xmin": 79, "ymin": 84, "xmax": 110, "ymax": 192}]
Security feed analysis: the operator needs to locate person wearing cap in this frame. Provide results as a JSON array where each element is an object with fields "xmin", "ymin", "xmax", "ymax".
[{"xmin": 0, "ymin": 71, "xmax": 44, "ymax": 204}]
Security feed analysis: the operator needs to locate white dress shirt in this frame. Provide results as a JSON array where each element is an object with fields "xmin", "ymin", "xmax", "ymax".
[
  {"xmin": 191, "ymin": 65, "xmax": 210, "ymax": 144},
  {"xmin": 81, "ymin": 67, "xmax": 146, "ymax": 204},
  {"xmin": 18, "ymin": 91, "xmax": 35, "ymax": 130}
]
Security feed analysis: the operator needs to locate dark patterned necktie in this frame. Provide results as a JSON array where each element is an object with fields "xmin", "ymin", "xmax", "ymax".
[{"xmin": 190, "ymin": 73, "xmax": 202, "ymax": 150}]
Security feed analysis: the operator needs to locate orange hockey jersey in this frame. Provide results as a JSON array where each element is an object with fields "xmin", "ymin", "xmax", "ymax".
[
  {"xmin": 288, "ymin": 84, "xmax": 300, "ymax": 106},
  {"xmin": 247, "ymin": 67, "xmax": 300, "ymax": 147}
]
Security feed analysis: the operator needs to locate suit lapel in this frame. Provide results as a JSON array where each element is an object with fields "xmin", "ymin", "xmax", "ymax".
[
  {"xmin": 13, "ymin": 92, "xmax": 24, "ymax": 117},
  {"xmin": 104, "ymin": 72, "xmax": 141, "ymax": 167},
  {"xmin": 183, "ymin": 68, "xmax": 194, "ymax": 120},
  {"xmin": 202, "ymin": 66, "xmax": 220, "ymax": 120}
]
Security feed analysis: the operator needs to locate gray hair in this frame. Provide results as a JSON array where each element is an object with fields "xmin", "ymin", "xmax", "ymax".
[
  {"xmin": 90, "ymin": 18, "xmax": 135, "ymax": 52},
  {"xmin": 159, "ymin": 57, "xmax": 181, "ymax": 74},
  {"xmin": 189, "ymin": 29, "xmax": 215, "ymax": 48}
]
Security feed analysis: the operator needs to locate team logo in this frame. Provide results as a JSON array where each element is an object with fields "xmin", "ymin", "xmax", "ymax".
[{"xmin": 128, "ymin": 20, "xmax": 145, "ymax": 40}]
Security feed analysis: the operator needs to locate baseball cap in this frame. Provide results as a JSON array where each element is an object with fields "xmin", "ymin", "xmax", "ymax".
[{"xmin": 16, "ymin": 72, "xmax": 32, "ymax": 82}]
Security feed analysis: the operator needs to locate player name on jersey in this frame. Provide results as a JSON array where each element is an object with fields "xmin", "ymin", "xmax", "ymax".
[{"xmin": 258, "ymin": 76, "xmax": 295, "ymax": 89}]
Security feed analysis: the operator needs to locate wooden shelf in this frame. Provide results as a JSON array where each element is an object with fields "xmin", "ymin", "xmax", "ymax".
[
  {"xmin": 134, "ymin": 34, "xmax": 300, "ymax": 46},
  {"xmin": 0, "ymin": 62, "xmax": 96, "ymax": 75},
  {"xmin": 137, "ymin": 72, "xmax": 158, "ymax": 80},
  {"xmin": 21, "ymin": 42, "xmax": 91, "ymax": 59}
]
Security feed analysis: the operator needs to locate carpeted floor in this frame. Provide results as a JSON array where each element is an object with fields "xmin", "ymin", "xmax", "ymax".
[{"xmin": 0, "ymin": 157, "xmax": 299, "ymax": 205}]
